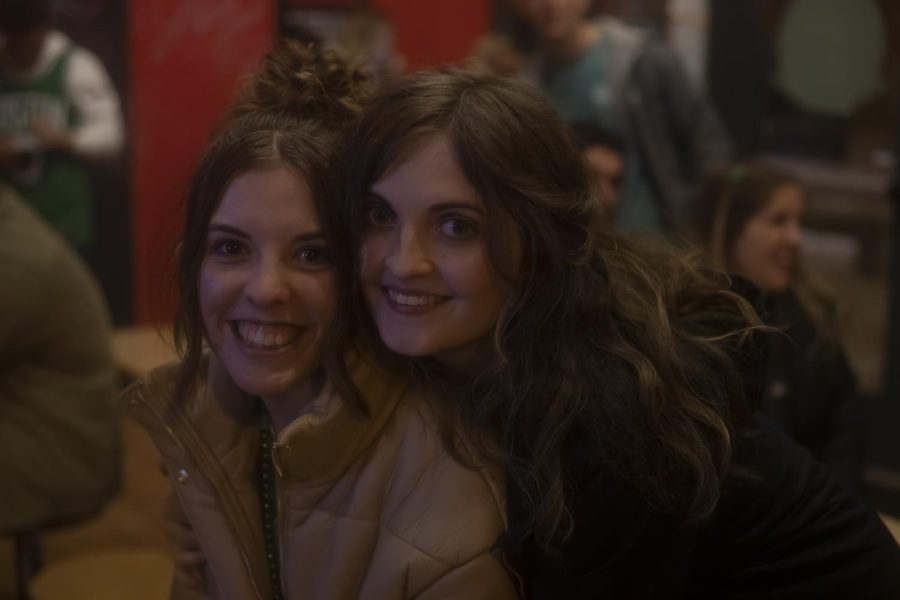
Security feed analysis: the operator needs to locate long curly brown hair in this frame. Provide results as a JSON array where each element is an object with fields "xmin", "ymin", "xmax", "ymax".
[
  {"xmin": 333, "ymin": 68, "xmax": 760, "ymax": 552},
  {"xmin": 173, "ymin": 41, "xmax": 371, "ymax": 409}
]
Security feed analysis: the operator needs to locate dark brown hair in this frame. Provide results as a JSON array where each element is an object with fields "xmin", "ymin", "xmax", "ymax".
[
  {"xmin": 334, "ymin": 68, "xmax": 758, "ymax": 551},
  {"xmin": 173, "ymin": 41, "xmax": 370, "ymax": 409}
]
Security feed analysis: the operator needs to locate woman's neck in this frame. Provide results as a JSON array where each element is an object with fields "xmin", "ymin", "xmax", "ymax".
[
  {"xmin": 260, "ymin": 371, "xmax": 326, "ymax": 434},
  {"xmin": 432, "ymin": 337, "xmax": 501, "ymax": 383}
]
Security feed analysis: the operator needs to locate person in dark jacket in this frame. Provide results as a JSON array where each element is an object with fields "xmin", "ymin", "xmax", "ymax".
[
  {"xmin": 693, "ymin": 163, "xmax": 863, "ymax": 489},
  {"xmin": 514, "ymin": 0, "xmax": 731, "ymax": 233},
  {"xmin": 332, "ymin": 67, "xmax": 900, "ymax": 598},
  {"xmin": 0, "ymin": 184, "xmax": 120, "ymax": 533}
]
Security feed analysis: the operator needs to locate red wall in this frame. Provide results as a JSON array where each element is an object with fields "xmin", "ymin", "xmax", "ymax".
[
  {"xmin": 373, "ymin": 0, "xmax": 490, "ymax": 69},
  {"xmin": 129, "ymin": 0, "xmax": 275, "ymax": 322}
]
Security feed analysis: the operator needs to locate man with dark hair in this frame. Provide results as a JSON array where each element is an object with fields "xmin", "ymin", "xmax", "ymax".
[
  {"xmin": 571, "ymin": 120, "xmax": 626, "ymax": 221},
  {"xmin": 0, "ymin": 0, "xmax": 123, "ymax": 252},
  {"xmin": 515, "ymin": 0, "xmax": 731, "ymax": 234}
]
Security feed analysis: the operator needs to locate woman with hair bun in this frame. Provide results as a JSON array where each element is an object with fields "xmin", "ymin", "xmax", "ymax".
[
  {"xmin": 124, "ymin": 43, "xmax": 517, "ymax": 599},
  {"xmin": 334, "ymin": 67, "xmax": 900, "ymax": 598}
]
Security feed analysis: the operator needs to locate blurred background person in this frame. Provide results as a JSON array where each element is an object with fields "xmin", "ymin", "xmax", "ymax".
[
  {"xmin": 468, "ymin": 32, "xmax": 526, "ymax": 77},
  {"xmin": 511, "ymin": 0, "xmax": 731, "ymax": 234},
  {"xmin": 571, "ymin": 119, "xmax": 626, "ymax": 223},
  {"xmin": 693, "ymin": 163, "xmax": 863, "ymax": 489},
  {"xmin": 330, "ymin": 7, "xmax": 405, "ymax": 89},
  {"xmin": 0, "ymin": 184, "xmax": 120, "ymax": 584},
  {"xmin": 0, "ymin": 0, "xmax": 124, "ymax": 257}
]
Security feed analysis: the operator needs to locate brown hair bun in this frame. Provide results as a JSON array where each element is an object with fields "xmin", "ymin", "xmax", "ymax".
[{"xmin": 230, "ymin": 39, "xmax": 372, "ymax": 127}]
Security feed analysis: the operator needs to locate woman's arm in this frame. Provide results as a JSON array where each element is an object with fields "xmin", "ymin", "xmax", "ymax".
[
  {"xmin": 415, "ymin": 551, "xmax": 520, "ymax": 599},
  {"xmin": 162, "ymin": 489, "xmax": 208, "ymax": 599},
  {"xmin": 689, "ymin": 414, "xmax": 900, "ymax": 598}
]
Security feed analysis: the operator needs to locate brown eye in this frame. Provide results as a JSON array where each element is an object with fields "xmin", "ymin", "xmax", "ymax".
[
  {"xmin": 364, "ymin": 203, "xmax": 395, "ymax": 227},
  {"xmin": 438, "ymin": 217, "xmax": 478, "ymax": 239},
  {"xmin": 296, "ymin": 246, "xmax": 330, "ymax": 266},
  {"xmin": 210, "ymin": 239, "xmax": 247, "ymax": 257}
]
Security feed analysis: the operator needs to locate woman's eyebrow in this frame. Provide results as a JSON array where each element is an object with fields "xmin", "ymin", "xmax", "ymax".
[
  {"xmin": 208, "ymin": 223, "xmax": 324, "ymax": 242},
  {"xmin": 293, "ymin": 231, "xmax": 325, "ymax": 242},
  {"xmin": 365, "ymin": 190, "xmax": 484, "ymax": 215},
  {"xmin": 430, "ymin": 202, "xmax": 484, "ymax": 215},
  {"xmin": 207, "ymin": 223, "xmax": 248, "ymax": 237},
  {"xmin": 364, "ymin": 190, "xmax": 392, "ymax": 207}
]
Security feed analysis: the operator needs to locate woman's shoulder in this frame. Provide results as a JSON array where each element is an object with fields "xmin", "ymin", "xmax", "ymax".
[
  {"xmin": 122, "ymin": 354, "xmax": 256, "ymax": 439},
  {"xmin": 376, "ymin": 389, "xmax": 507, "ymax": 566},
  {"xmin": 120, "ymin": 358, "xmax": 187, "ymax": 417},
  {"xmin": 519, "ymin": 416, "xmax": 900, "ymax": 597},
  {"xmin": 688, "ymin": 413, "xmax": 900, "ymax": 597}
]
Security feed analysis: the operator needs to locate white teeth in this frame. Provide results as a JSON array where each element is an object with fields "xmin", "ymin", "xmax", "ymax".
[
  {"xmin": 236, "ymin": 321, "xmax": 301, "ymax": 349},
  {"xmin": 388, "ymin": 289, "xmax": 442, "ymax": 306}
]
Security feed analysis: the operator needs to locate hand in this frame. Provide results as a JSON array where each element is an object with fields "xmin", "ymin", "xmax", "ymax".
[
  {"xmin": 30, "ymin": 119, "xmax": 72, "ymax": 152},
  {"xmin": 163, "ymin": 491, "xmax": 207, "ymax": 593}
]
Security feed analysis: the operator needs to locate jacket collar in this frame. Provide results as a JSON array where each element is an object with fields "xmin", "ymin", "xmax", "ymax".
[
  {"xmin": 138, "ymin": 348, "xmax": 410, "ymax": 485},
  {"xmin": 269, "ymin": 350, "xmax": 409, "ymax": 482}
]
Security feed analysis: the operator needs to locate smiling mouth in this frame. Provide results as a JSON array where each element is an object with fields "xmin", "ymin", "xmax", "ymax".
[
  {"xmin": 385, "ymin": 288, "xmax": 448, "ymax": 308},
  {"xmin": 233, "ymin": 321, "xmax": 303, "ymax": 350}
]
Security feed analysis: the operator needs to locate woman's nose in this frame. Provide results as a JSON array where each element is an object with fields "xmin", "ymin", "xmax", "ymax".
[
  {"xmin": 384, "ymin": 228, "xmax": 432, "ymax": 278},
  {"xmin": 787, "ymin": 220, "xmax": 803, "ymax": 248},
  {"xmin": 245, "ymin": 259, "xmax": 290, "ymax": 306}
]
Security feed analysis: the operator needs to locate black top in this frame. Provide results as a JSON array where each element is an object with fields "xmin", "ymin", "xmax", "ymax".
[
  {"xmin": 508, "ymin": 414, "xmax": 900, "ymax": 599},
  {"xmin": 762, "ymin": 290, "xmax": 862, "ymax": 488}
]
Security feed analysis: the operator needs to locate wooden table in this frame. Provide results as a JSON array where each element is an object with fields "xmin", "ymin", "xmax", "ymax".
[{"xmin": 110, "ymin": 326, "xmax": 178, "ymax": 380}]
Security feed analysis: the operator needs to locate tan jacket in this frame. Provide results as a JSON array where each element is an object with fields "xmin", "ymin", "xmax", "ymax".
[{"xmin": 124, "ymin": 351, "xmax": 519, "ymax": 600}]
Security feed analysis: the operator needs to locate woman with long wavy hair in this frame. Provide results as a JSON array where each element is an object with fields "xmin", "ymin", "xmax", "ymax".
[{"xmin": 332, "ymin": 67, "xmax": 900, "ymax": 598}]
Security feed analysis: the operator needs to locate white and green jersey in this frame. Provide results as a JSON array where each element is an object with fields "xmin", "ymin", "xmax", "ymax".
[{"xmin": 0, "ymin": 43, "xmax": 93, "ymax": 248}]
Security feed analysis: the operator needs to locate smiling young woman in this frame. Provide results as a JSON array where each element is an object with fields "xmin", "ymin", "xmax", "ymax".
[
  {"xmin": 335, "ymin": 67, "xmax": 900, "ymax": 598},
  {"xmin": 198, "ymin": 166, "xmax": 334, "ymax": 430},
  {"xmin": 360, "ymin": 134, "xmax": 512, "ymax": 371}
]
